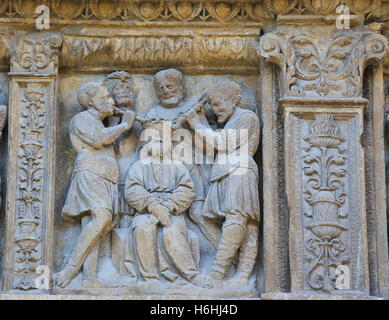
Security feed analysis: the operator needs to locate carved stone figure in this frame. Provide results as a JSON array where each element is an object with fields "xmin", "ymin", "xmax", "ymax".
[
  {"xmin": 185, "ymin": 81, "xmax": 260, "ymax": 287},
  {"xmin": 145, "ymin": 68, "xmax": 217, "ymax": 249},
  {"xmin": 105, "ymin": 71, "xmax": 141, "ymax": 219},
  {"xmin": 54, "ymin": 81, "xmax": 136, "ymax": 288},
  {"xmin": 105, "ymin": 71, "xmax": 141, "ymax": 277},
  {"xmin": 124, "ymin": 139, "xmax": 205, "ymax": 286}
]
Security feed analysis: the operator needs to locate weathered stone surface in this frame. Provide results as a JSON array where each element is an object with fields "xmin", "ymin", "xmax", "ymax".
[{"xmin": 0, "ymin": 0, "xmax": 387, "ymax": 301}]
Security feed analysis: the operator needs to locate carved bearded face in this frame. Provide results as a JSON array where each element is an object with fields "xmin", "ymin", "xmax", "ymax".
[
  {"xmin": 91, "ymin": 86, "xmax": 115, "ymax": 118},
  {"xmin": 207, "ymin": 90, "xmax": 236, "ymax": 124},
  {"xmin": 156, "ymin": 77, "xmax": 184, "ymax": 108},
  {"xmin": 113, "ymin": 82, "xmax": 135, "ymax": 110}
]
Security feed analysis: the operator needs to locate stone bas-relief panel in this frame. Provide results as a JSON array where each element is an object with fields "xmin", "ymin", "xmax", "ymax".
[
  {"xmin": 53, "ymin": 70, "xmax": 260, "ymax": 297},
  {"xmin": 284, "ymin": 104, "xmax": 369, "ymax": 295}
]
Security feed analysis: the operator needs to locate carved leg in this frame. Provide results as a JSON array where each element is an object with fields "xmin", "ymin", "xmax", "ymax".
[
  {"xmin": 133, "ymin": 215, "xmax": 159, "ymax": 281},
  {"xmin": 81, "ymin": 216, "xmax": 103, "ymax": 288},
  {"xmin": 188, "ymin": 229, "xmax": 200, "ymax": 269},
  {"xmin": 230, "ymin": 221, "xmax": 259, "ymax": 286},
  {"xmin": 159, "ymin": 238, "xmax": 179, "ymax": 282},
  {"xmin": 209, "ymin": 219, "xmax": 246, "ymax": 281},
  {"xmin": 82, "ymin": 242, "xmax": 102, "ymax": 288},
  {"xmin": 54, "ymin": 208, "xmax": 112, "ymax": 288},
  {"xmin": 161, "ymin": 216, "xmax": 200, "ymax": 282}
]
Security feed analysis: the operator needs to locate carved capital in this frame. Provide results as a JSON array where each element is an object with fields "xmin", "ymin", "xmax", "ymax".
[
  {"xmin": 11, "ymin": 33, "xmax": 62, "ymax": 74},
  {"xmin": 259, "ymin": 29, "xmax": 388, "ymax": 98}
]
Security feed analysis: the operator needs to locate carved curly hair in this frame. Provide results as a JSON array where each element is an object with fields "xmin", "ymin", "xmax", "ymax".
[{"xmin": 77, "ymin": 82, "xmax": 106, "ymax": 109}]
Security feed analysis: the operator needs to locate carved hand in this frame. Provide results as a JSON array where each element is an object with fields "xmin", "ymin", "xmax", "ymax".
[
  {"xmin": 150, "ymin": 204, "xmax": 172, "ymax": 227},
  {"xmin": 121, "ymin": 110, "xmax": 136, "ymax": 129},
  {"xmin": 185, "ymin": 108, "xmax": 201, "ymax": 129}
]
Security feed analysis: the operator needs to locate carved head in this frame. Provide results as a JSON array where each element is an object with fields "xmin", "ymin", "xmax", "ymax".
[
  {"xmin": 105, "ymin": 71, "xmax": 136, "ymax": 110},
  {"xmin": 77, "ymin": 82, "xmax": 115, "ymax": 118},
  {"xmin": 154, "ymin": 68, "xmax": 185, "ymax": 108},
  {"xmin": 207, "ymin": 81, "xmax": 242, "ymax": 124}
]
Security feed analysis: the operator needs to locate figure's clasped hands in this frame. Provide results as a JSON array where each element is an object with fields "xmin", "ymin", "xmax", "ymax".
[{"xmin": 150, "ymin": 204, "xmax": 172, "ymax": 227}]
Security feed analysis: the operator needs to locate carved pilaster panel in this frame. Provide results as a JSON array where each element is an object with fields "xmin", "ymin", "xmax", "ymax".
[
  {"xmin": 283, "ymin": 100, "xmax": 369, "ymax": 295},
  {"xmin": 3, "ymin": 33, "xmax": 61, "ymax": 292}
]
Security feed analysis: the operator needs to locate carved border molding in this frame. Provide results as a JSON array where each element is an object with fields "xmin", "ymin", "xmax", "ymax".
[
  {"xmin": 0, "ymin": 1, "xmax": 389, "ymax": 26},
  {"xmin": 259, "ymin": 28, "xmax": 388, "ymax": 98},
  {"xmin": 61, "ymin": 31, "xmax": 261, "ymax": 71}
]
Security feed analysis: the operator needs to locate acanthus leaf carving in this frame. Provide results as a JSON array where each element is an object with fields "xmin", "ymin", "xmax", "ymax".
[{"xmin": 259, "ymin": 29, "xmax": 388, "ymax": 98}]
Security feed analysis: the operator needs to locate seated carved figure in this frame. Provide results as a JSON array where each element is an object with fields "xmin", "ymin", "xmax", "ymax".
[
  {"xmin": 185, "ymin": 81, "xmax": 261, "ymax": 287},
  {"xmin": 124, "ymin": 139, "xmax": 205, "ymax": 286},
  {"xmin": 54, "ymin": 81, "xmax": 136, "ymax": 288}
]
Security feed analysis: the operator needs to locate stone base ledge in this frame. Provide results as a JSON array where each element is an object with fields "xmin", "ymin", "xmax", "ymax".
[
  {"xmin": 0, "ymin": 293, "xmax": 259, "ymax": 300},
  {"xmin": 261, "ymin": 292, "xmax": 387, "ymax": 300}
]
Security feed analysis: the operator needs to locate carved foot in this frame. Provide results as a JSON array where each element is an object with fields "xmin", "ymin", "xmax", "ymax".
[
  {"xmin": 187, "ymin": 274, "xmax": 206, "ymax": 288},
  {"xmin": 198, "ymin": 275, "xmax": 223, "ymax": 289},
  {"xmin": 54, "ymin": 265, "xmax": 77, "ymax": 288},
  {"xmin": 161, "ymin": 270, "xmax": 179, "ymax": 282},
  {"xmin": 225, "ymin": 274, "xmax": 249, "ymax": 287}
]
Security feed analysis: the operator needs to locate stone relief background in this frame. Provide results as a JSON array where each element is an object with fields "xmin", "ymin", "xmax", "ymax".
[{"xmin": 0, "ymin": 0, "xmax": 387, "ymax": 300}]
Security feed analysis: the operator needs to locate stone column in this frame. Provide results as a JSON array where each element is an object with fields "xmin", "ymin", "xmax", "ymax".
[
  {"xmin": 3, "ymin": 32, "xmax": 61, "ymax": 292},
  {"xmin": 259, "ymin": 26, "xmax": 389, "ymax": 297}
]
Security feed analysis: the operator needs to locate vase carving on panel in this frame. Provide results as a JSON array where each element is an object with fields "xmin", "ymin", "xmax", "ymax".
[
  {"xmin": 303, "ymin": 113, "xmax": 349, "ymax": 292},
  {"xmin": 14, "ymin": 83, "xmax": 45, "ymax": 290}
]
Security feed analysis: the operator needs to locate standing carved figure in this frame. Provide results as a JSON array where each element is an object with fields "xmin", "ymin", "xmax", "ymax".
[
  {"xmin": 105, "ymin": 72, "xmax": 141, "ymax": 277},
  {"xmin": 105, "ymin": 71, "xmax": 141, "ymax": 222},
  {"xmin": 145, "ymin": 69, "xmax": 217, "ymax": 248},
  {"xmin": 54, "ymin": 82, "xmax": 136, "ymax": 288},
  {"xmin": 185, "ymin": 81, "xmax": 260, "ymax": 287}
]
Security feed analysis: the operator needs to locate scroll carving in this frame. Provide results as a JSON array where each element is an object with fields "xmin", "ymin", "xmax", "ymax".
[{"xmin": 11, "ymin": 33, "xmax": 62, "ymax": 73}]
